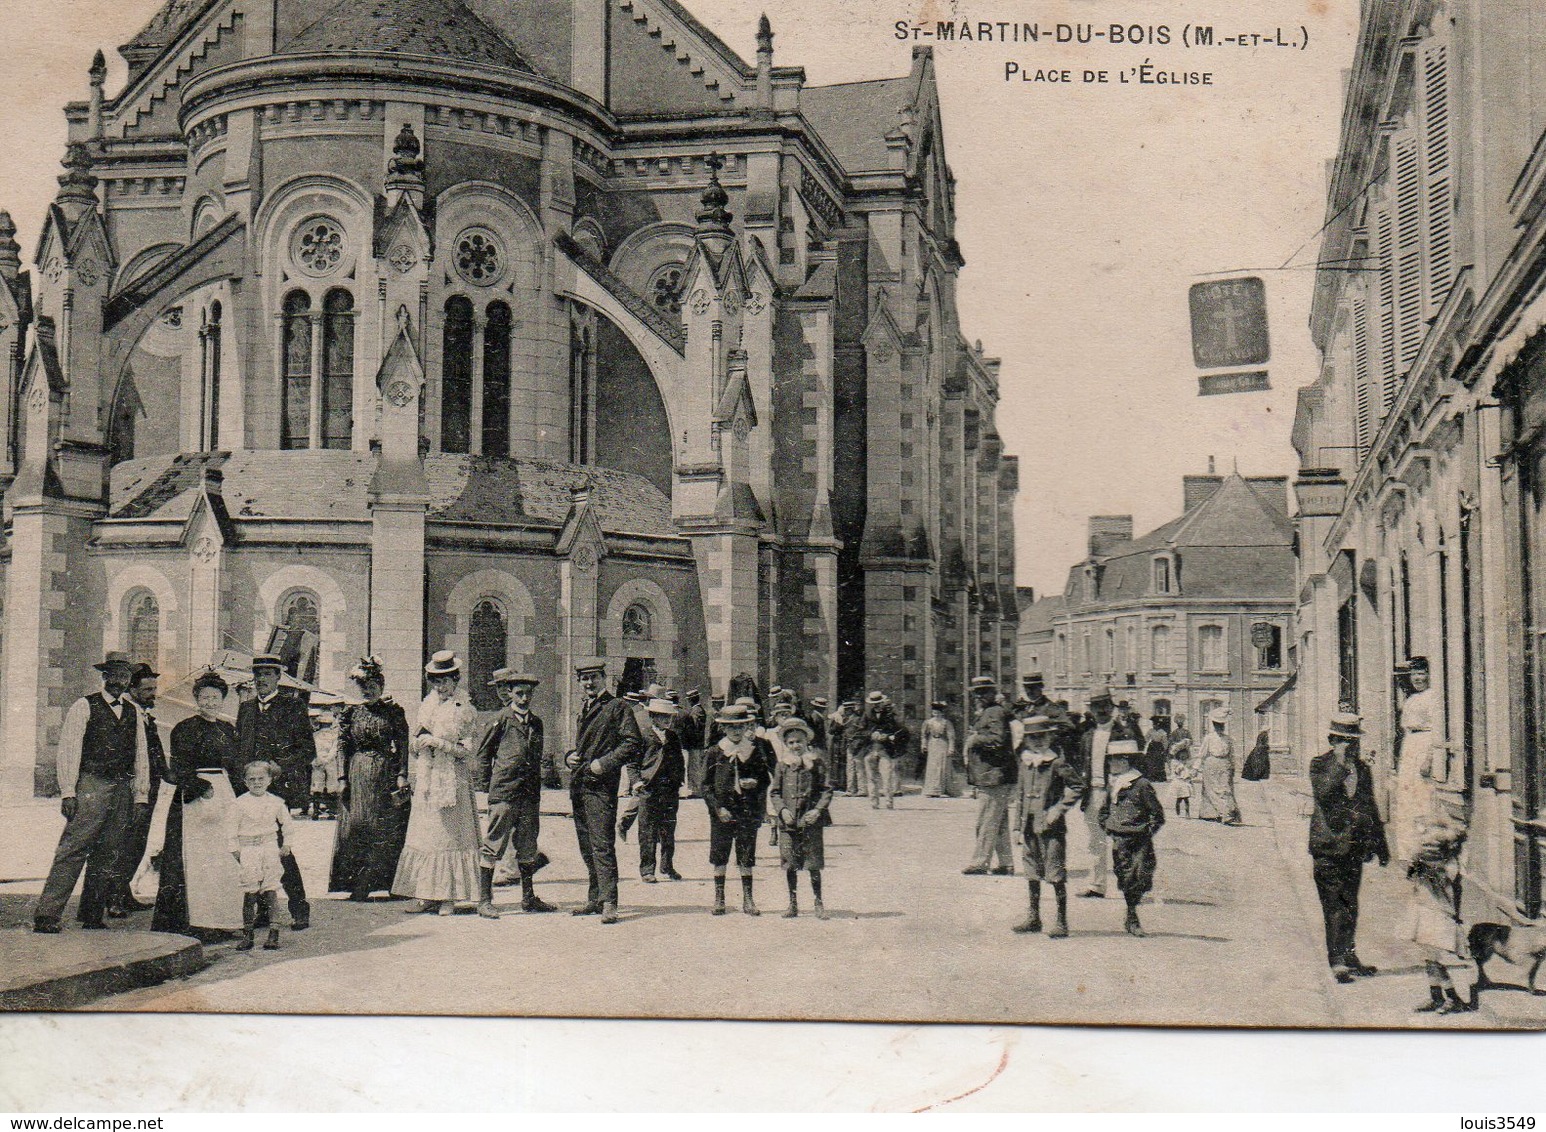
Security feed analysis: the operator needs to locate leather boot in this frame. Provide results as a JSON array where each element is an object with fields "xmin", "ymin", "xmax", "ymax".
[
  {"xmin": 600, "ymin": 901, "xmax": 619, "ymax": 925},
  {"xmin": 1049, "ymin": 884, "xmax": 1069, "ymax": 938},
  {"xmin": 1013, "ymin": 880, "xmax": 1042, "ymax": 933},
  {"xmin": 1125, "ymin": 903, "xmax": 1146, "ymax": 937},
  {"xmin": 1439, "ymin": 987, "xmax": 1473, "ymax": 1014},
  {"xmin": 741, "ymin": 874, "xmax": 760, "ymax": 916},
  {"xmin": 520, "ymin": 873, "xmax": 556, "ymax": 913},
  {"xmin": 263, "ymin": 927, "xmax": 281, "ymax": 950},
  {"xmin": 712, "ymin": 875, "xmax": 727, "ymax": 915},
  {"xmin": 783, "ymin": 871, "xmax": 799, "ymax": 918},
  {"xmin": 236, "ymin": 894, "xmax": 256, "ymax": 951},
  {"xmin": 1415, "ymin": 985, "xmax": 1446, "ymax": 1013},
  {"xmin": 477, "ymin": 867, "xmax": 500, "ymax": 919}
]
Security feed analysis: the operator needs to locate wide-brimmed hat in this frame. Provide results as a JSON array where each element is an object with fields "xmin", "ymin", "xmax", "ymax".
[
  {"xmin": 250, "ymin": 654, "xmax": 285, "ymax": 673},
  {"xmin": 969, "ymin": 675, "xmax": 998, "ymax": 693},
  {"xmin": 424, "ymin": 650, "xmax": 461, "ymax": 677},
  {"xmin": 489, "ymin": 668, "xmax": 540, "ymax": 687},
  {"xmin": 1022, "ymin": 714, "xmax": 1061, "ymax": 735},
  {"xmin": 646, "ymin": 697, "xmax": 678, "ymax": 717},
  {"xmin": 777, "ymin": 716, "xmax": 814, "ymax": 741},
  {"xmin": 95, "ymin": 651, "xmax": 135, "ymax": 672},
  {"xmin": 810, "ymin": 696, "xmax": 829, "ymax": 709},
  {"xmin": 625, "ymin": 690, "xmax": 648, "ymax": 703},
  {"xmin": 716, "ymin": 703, "xmax": 754, "ymax": 726},
  {"xmin": 1107, "ymin": 738, "xmax": 1141, "ymax": 758},
  {"xmin": 1208, "ymin": 708, "xmax": 1230, "ymax": 726},
  {"xmin": 866, "ymin": 690, "xmax": 888, "ymax": 705},
  {"xmin": 1328, "ymin": 712, "xmax": 1362, "ymax": 739},
  {"xmin": 129, "ymin": 662, "xmax": 159, "ymax": 683},
  {"xmin": 685, "ymin": 688, "xmax": 701, "ymax": 702},
  {"xmin": 646, "ymin": 683, "xmax": 666, "ymax": 699},
  {"xmin": 1087, "ymin": 684, "xmax": 1114, "ymax": 706}
]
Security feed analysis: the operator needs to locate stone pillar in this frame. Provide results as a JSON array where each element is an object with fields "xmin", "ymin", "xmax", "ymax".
[
  {"xmin": 368, "ymin": 504, "xmax": 425, "ymax": 729},
  {"xmin": 692, "ymin": 530, "xmax": 761, "ymax": 695},
  {"xmin": 556, "ymin": 528, "xmax": 602, "ymax": 751},
  {"xmin": 0, "ymin": 507, "xmax": 74, "ymax": 801}
]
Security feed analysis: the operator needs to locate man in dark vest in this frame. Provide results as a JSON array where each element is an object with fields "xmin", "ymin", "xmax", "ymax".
[
  {"xmin": 676, "ymin": 688, "xmax": 708, "ymax": 797},
  {"xmin": 1309, "ymin": 712, "xmax": 1389, "ymax": 984},
  {"xmin": 565, "ymin": 659, "xmax": 643, "ymax": 923},
  {"xmin": 33, "ymin": 652, "xmax": 151, "ymax": 933},
  {"xmin": 235, "ymin": 654, "xmax": 314, "ymax": 929},
  {"xmin": 476, "ymin": 669, "xmax": 557, "ymax": 917},
  {"xmin": 962, "ymin": 675, "xmax": 1018, "ymax": 875},
  {"xmin": 109, "ymin": 662, "xmax": 169, "ymax": 916}
]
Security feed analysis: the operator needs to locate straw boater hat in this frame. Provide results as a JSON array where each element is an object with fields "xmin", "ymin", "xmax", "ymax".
[
  {"xmin": 810, "ymin": 696, "xmax": 829, "ymax": 710},
  {"xmin": 778, "ymin": 716, "xmax": 814, "ymax": 741},
  {"xmin": 424, "ymin": 650, "xmax": 461, "ymax": 677},
  {"xmin": 1087, "ymin": 684, "xmax": 1114, "ymax": 706},
  {"xmin": 716, "ymin": 703, "xmax": 754, "ymax": 726},
  {"xmin": 930, "ymin": 700, "xmax": 948, "ymax": 711},
  {"xmin": 1328, "ymin": 712, "xmax": 1362, "ymax": 740},
  {"xmin": 94, "ymin": 650, "xmax": 134, "ymax": 672},
  {"xmin": 1107, "ymin": 738, "xmax": 1141, "ymax": 760},
  {"xmin": 866, "ymin": 690, "xmax": 888, "ymax": 705},
  {"xmin": 1022, "ymin": 714, "xmax": 1061, "ymax": 735},
  {"xmin": 969, "ymin": 675, "xmax": 997, "ymax": 694},
  {"xmin": 488, "ymin": 668, "xmax": 540, "ymax": 687},
  {"xmin": 250, "ymin": 653, "xmax": 285, "ymax": 672},
  {"xmin": 646, "ymin": 697, "xmax": 678, "ymax": 717},
  {"xmin": 1208, "ymin": 707, "xmax": 1229, "ymax": 726},
  {"xmin": 1022, "ymin": 672, "xmax": 1045, "ymax": 688}
]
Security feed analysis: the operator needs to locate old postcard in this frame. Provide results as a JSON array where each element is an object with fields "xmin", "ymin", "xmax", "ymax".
[{"xmin": 0, "ymin": 0, "xmax": 1542, "ymax": 1049}]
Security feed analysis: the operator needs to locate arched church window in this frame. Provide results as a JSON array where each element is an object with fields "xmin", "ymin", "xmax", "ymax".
[
  {"xmin": 483, "ymin": 302, "xmax": 512, "ymax": 458},
  {"xmin": 281, "ymin": 291, "xmax": 312, "ymax": 449},
  {"xmin": 292, "ymin": 217, "xmax": 344, "ymax": 277},
  {"xmin": 322, "ymin": 289, "xmax": 354, "ymax": 450},
  {"xmin": 569, "ymin": 319, "xmax": 593, "ymax": 464},
  {"xmin": 201, "ymin": 301, "xmax": 222, "ymax": 451},
  {"xmin": 649, "ymin": 263, "xmax": 685, "ymax": 314},
  {"xmin": 108, "ymin": 374, "xmax": 139, "ymax": 466},
  {"xmin": 468, "ymin": 598, "xmax": 507, "ymax": 711},
  {"xmin": 442, "ymin": 296, "xmax": 474, "ymax": 453},
  {"xmin": 621, "ymin": 602, "xmax": 652, "ymax": 640},
  {"xmin": 125, "ymin": 590, "xmax": 159, "ymax": 670},
  {"xmin": 271, "ymin": 588, "xmax": 321, "ymax": 685}
]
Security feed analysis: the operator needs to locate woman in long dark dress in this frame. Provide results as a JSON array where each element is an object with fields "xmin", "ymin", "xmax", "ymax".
[
  {"xmin": 152, "ymin": 671, "xmax": 239, "ymax": 936},
  {"xmin": 328, "ymin": 657, "xmax": 411, "ymax": 900}
]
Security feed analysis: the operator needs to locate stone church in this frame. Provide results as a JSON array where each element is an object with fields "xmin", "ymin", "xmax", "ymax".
[{"xmin": 0, "ymin": 0, "xmax": 1019, "ymax": 799}]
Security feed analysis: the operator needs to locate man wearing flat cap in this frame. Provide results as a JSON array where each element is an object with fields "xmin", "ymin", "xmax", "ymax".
[
  {"xmin": 476, "ymin": 670, "xmax": 556, "ymax": 916},
  {"xmin": 1309, "ymin": 712, "xmax": 1389, "ymax": 983},
  {"xmin": 235, "ymin": 653, "xmax": 315, "ymax": 929},
  {"xmin": 566, "ymin": 660, "xmax": 644, "ymax": 923},
  {"xmin": 34, "ymin": 653, "xmax": 152, "ymax": 933}
]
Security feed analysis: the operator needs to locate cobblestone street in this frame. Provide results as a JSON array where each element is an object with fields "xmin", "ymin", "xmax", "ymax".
[{"xmin": 3, "ymin": 779, "xmax": 1536, "ymax": 1028}]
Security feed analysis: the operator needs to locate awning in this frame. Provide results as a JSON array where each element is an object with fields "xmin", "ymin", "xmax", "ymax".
[{"xmin": 1255, "ymin": 670, "xmax": 1297, "ymax": 714}]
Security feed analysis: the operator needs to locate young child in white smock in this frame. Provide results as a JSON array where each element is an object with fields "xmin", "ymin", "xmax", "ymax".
[{"xmin": 228, "ymin": 760, "xmax": 294, "ymax": 951}]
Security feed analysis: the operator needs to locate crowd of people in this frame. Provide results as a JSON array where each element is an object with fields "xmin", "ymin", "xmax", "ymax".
[{"xmin": 27, "ymin": 648, "xmax": 1481, "ymax": 1012}]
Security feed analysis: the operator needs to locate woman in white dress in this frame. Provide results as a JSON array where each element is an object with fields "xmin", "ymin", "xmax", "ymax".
[
  {"xmin": 1192, "ymin": 708, "xmax": 1242, "ymax": 825},
  {"xmin": 1392, "ymin": 656, "xmax": 1444, "ymax": 863},
  {"xmin": 921, "ymin": 702, "xmax": 958, "ymax": 798},
  {"xmin": 392, "ymin": 651, "xmax": 482, "ymax": 914}
]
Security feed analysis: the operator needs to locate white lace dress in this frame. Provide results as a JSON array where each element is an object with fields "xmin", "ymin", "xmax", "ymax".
[{"xmin": 391, "ymin": 690, "xmax": 482, "ymax": 902}]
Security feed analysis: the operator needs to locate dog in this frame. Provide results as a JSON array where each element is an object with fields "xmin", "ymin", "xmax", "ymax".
[{"xmin": 1467, "ymin": 922, "xmax": 1546, "ymax": 996}]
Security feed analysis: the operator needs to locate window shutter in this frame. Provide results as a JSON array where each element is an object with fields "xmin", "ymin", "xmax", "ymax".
[
  {"xmin": 1420, "ymin": 38, "xmax": 1454, "ymax": 317},
  {"xmin": 1352, "ymin": 296, "xmax": 1372, "ymax": 453},
  {"xmin": 1393, "ymin": 130, "xmax": 1424, "ymax": 378},
  {"xmin": 1373, "ymin": 201, "xmax": 1397, "ymax": 404}
]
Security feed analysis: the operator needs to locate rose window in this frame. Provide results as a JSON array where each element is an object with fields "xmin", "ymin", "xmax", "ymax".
[
  {"xmin": 293, "ymin": 218, "xmax": 344, "ymax": 276},
  {"xmin": 455, "ymin": 229, "xmax": 502, "ymax": 286},
  {"xmin": 650, "ymin": 264, "xmax": 684, "ymax": 314}
]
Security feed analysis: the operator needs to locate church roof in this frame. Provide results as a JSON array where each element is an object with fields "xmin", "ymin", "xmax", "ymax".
[
  {"xmin": 283, "ymin": 0, "xmax": 534, "ymax": 72},
  {"xmin": 801, "ymin": 76, "xmax": 912, "ymax": 172},
  {"xmin": 106, "ymin": 450, "xmax": 677, "ymax": 540},
  {"xmin": 124, "ymin": 0, "xmax": 219, "ymax": 52}
]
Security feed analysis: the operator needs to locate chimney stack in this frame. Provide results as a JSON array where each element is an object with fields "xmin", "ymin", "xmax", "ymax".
[{"xmin": 1088, "ymin": 515, "xmax": 1133, "ymax": 558}]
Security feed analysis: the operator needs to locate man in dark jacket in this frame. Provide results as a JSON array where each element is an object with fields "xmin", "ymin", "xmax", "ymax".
[
  {"xmin": 963, "ymin": 676, "xmax": 1018, "ymax": 875},
  {"xmin": 676, "ymin": 688, "xmax": 708, "ymax": 797},
  {"xmin": 1309, "ymin": 712, "xmax": 1389, "ymax": 983},
  {"xmin": 476, "ymin": 670, "xmax": 556, "ymax": 916},
  {"xmin": 109, "ymin": 663, "xmax": 168, "ymax": 917},
  {"xmin": 1074, "ymin": 685, "xmax": 1143, "ymax": 898},
  {"xmin": 859, "ymin": 691, "xmax": 910, "ymax": 810},
  {"xmin": 637, "ymin": 697, "xmax": 686, "ymax": 882},
  {"xmin": 234, "ymin": 654, "xmax": 314, "ymax": 929},
  {"xmin": 565, "ymin": 660, "xmax": 643, "ymax": 923}
]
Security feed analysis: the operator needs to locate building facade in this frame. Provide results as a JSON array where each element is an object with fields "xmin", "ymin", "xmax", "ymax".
[
  {"xmin": 0, "ymin": 0, "xmax": 1018, "ymax": 801},
  {"xmin": 1019, "ymin": 471, "xmax": 1296, "ymax": 755},
  {"xmin": 1291, "ymin": 0, "xmax": 1546, "ymax": 918}
]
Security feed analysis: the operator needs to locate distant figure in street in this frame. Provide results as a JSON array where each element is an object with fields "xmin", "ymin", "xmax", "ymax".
[
  {"xmin": 703, "ymin": 703, "xmax": 776, "ymax": 915},
  {"xmin": 1308, "ymin": 713, "xmax": 1389, "ymax": 984},
  {"xmin": 1194, "ymin": 708, "xmax": 1242, "ymax": 825},
  {"xmin": 921, "ymin": 701, "xmax": 958, "ymax": 798},
  {"xmin": 832, "ymin": 700, "xmax": 863, "ymax": 796},
  {"xmin": 393, "ymin": 652, "xmax": 482, "ymax": 915},
  {"xmin": 475, "ymin": 670, "xmax": 557, "ymax": 916},
  {"xmin": 1168, "ymin": 714, "xmax": 1194, "ymax": 816},
  {"xmin": 1143, "ymin": 715, "xmax": 1171, "ymax": 784},
  {"xmin": 328, "ymin": 657, "xmax": 411, "ymax": 904},
  {"xmin": 228, "ymin": 760, "xmax": 292, "ymax": 952},
  {"xmin": 567, "ymin": 659, "xmax": 644, "ymax": 924},
  {"xmin": 770, "ymin": 717, "xmax": 834, "ymax": 919},
  {"xmin": 237, "ymin": 654, "xmax": 317, "ymax": 927},
  {"xmin": 962, "ymin": 676, "xmax": 1018, "ymax": 876},
  {"xmin": 1099, "ymin": 738, "xmax": 1165, "ymax": 937},
  {"xmin": 860, "ymin": 692, "xmax": 909, "ymax": 810},
  {"xmin": 1392, "ymin": 656, "xmax": 1444, "ymax": 863},
  {"xmin": 1012, "ymin": 715, "xmax": 1083, "ymax": 938},
  {"xmin": 636, "ymin": 697, "xmax": 686, "ymax": 883},
  {"xmin": 33, "ymin": 652, "xmax": 150, "ymax": 934},
  {"xmin": 678, "ymin": 689, "xmax": 708, "ymax": 798}
]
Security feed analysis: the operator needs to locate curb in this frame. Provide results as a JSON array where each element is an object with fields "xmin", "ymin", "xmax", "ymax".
[{"xmin": 0, "ymin": 933, "xmax": 207, "ymax": 1011}]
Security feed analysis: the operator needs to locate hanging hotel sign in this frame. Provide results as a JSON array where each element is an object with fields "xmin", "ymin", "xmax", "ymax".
[
  {"xmin": 1293, "ymin": 468, "xmax": 1348, "ymax": 517},
  {"xmin": 1190, "ymin": 276, "xmax": 1271, "ymax": 395}
]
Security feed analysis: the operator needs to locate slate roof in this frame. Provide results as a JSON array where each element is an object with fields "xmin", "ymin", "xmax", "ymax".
[
  {"xmin": 124, "ymin": 0, "xmax": 219, "ymax": 51},
  {"xmin": 107, "ymin": 450, "xmax": 676, "ymax": 538},
  {"xmin": 1019, "ymin": 594, "xmax": 1066, "ymax": 635},
  {"xmin": 801, "ymin": 77, "xmax": 911, "ymax": 173},
  {"xmin": 283, "ymin": 0, "xmax": 534, "ymax": 71},
  {"xmin": 1061, "ymin": 474, "xmax": 1296, "ymax": 604}
]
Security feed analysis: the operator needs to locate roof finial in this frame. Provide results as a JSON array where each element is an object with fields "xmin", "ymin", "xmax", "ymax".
[
  {"xmin": 385, "ymin": 122, "xmax": 426, "ymax": 210},
  {"xmin": 0, "ymin": 211, "xmax": 20, "ymax": 286},
  {"xmin": 696, "ymin": 152, "xmax": 733, "ymax": 237},
  {"xmin": 89, "ymin": 50, "xmax": 107, "ymax": 87},
  {"xmin": 56, "ymin": 142, "xmax": 99, "ymax": 206},
  {"xmin": 1207, "ymin": 455, "xmax": 1216, "ymax": 475},
  {"xmin": 756, "ymin": 13, "xmax": 773, "ymax": 54}
]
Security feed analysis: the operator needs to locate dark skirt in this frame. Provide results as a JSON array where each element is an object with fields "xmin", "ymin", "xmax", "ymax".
[
  {"xmin": 150, "ymin": 793, "xmax": 190, "ymax": 934},
  {"xmin": 1111, "ymin": 833, "xmax": 1157, "ymax": 898},
  {"xmin": 329, "ymin": 752, "xmax": 409, "ymax": 894}
]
